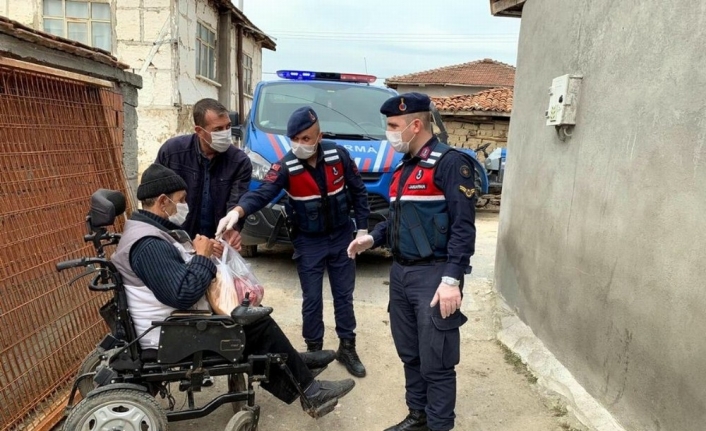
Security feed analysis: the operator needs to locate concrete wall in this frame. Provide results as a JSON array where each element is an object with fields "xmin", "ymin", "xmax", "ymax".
[
  {"xmin": 496, "ymin": 2, "xmax": 706, "ymax": 430},
  {"xmin": 394, "ymin": 83, "xmax": 493, "ymax": 98},
  {"xmin": 115, "ymin": 0, "xmax": 175, "ymax": 175},
  {"xmin": 0, "ymin": 0, "xmax": 40, "ymax": 27},
  {"xmin": 443, "ymin": 117, "xmax": 509, "ymax": 160}
]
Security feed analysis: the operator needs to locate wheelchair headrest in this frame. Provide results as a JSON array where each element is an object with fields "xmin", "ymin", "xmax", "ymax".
[{"xmin": 90, "ymin": 189, "xmax": 126, "ymax": 228}]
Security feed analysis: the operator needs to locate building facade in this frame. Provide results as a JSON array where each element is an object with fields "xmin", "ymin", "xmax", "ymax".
[{"xmin": 0, "ymin": 0, "xmax": 275, "ymax": 174}]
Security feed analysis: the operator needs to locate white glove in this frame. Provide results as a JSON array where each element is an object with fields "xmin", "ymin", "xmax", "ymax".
[
  {"xmin": 215, "ymin": 209, "xmax": 240, "ymax": 239},
  {"xmin": 347, "ymin": 234, "xmax": 374, "ymax": 259},
  {"xmin": 356, "ymin": 229, "xmax": 368, "ymax": 239}
]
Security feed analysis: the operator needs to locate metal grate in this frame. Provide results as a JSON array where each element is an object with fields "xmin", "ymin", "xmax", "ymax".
[{"xmin": 0, "ymin": 65, "xmax": 131, "ymax": 431}]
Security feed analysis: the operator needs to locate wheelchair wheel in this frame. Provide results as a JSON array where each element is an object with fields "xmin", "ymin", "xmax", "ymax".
[
  {"xmin": 224, "ymin": 410, "xmax": 256, "ymax": 431},
  {"xmin": 77, "ymin": 348, "xmax": 103, "ymax": 397},
  {"xmin": 228, "ymin": 373, "xmax": 247, "ymax": 413},
  {"xmin": 63, "ymin": 388, "xmax": 167, "ymax": 431}
]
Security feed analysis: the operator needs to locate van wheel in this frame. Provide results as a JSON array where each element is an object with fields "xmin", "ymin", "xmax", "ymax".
[{"xmin": 240, "ymin": 245, "xmax": 258, "ymax": 257}]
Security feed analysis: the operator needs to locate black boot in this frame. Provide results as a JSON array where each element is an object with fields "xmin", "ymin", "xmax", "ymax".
[
  {"xmin": 383, "ymin": 409, "xmax": 429, "ymax": 431},
  {"xmin": 300, "ymin": 350, "xmax": 336, "ymax": 368},
  {"xmin": 336, "ymin": 338, "xmax": 366, "ymax": 377},
  {"xmin": 306, "ymin": 340, "xmax": 323, "ymax": 352},
  {"xmin": 301, "ymin": 379, "xmax": 355, "ymax": 418}
]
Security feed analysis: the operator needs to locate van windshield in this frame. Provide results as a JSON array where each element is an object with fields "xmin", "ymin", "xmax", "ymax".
[{"xmin": 255, "ymin": 82, "xmax": 394, "ymax": 140}]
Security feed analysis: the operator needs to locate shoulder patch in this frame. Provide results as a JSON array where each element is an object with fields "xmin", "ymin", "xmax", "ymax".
[
  {"xmin": 271, "ymin": 163, "xmax": 281, "ymax": 172},
  {"xmin": 460, "ymin": 165, "xmax": 472, "ymax": 178},
  {"xmin": 459, "ymin": 185, "xmax": 476, "ymax": 199}
]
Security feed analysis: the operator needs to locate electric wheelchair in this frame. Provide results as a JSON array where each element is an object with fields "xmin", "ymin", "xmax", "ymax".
[{"xmin": 57, "ymin": 189, "xmax": 332, "ymax": 431}]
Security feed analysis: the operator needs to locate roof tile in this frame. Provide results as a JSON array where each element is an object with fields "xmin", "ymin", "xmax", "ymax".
[
  {"xmin": 431, "ymin": 87, "xmax": 513, "ymax": 114},
  {"xmin": 386, "ymin": 58, "xmax": 515, "ymax": 88}
]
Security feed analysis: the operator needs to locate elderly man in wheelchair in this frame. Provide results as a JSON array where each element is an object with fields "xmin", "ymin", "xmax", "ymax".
[{"xmin": 57, "ymin": 164, "xmax": 355, "ymax": 431}]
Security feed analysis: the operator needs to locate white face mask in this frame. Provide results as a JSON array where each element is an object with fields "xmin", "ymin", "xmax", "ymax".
[
  {"xmin": 166, "ymin": 197, "xmax": 189, "ymax": 225},
  {"xmin": 291, "ymin": 141, "xmax": 318, "ymax": 159},
  {"xmin": 208, "ymin": 129, "xmax": 232, "ymax": 153},
  {"xmin": 386, "ymin": 121, "xmax": 417, "ymax": 153}
]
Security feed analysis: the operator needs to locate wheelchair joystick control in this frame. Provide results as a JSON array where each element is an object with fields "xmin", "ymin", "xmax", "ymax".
[{"xmin": 231, "ymin": 292, "xmax": 274, "ymax": 326}]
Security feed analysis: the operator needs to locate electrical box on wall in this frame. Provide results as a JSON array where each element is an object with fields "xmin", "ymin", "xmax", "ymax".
[{"xmin": 545, "ymin": 74, "xmax": 582, "ymax": 126}]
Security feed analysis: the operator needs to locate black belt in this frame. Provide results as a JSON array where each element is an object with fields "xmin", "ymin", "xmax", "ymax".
[{"xmin": 393, "ymin": 256, "xmax": 447, "ymax": 266}]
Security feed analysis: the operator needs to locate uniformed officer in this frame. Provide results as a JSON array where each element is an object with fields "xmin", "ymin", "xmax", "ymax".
[
  {"xmin": 217, "ymin": 106, "xmax": 370, "ymax": 378},
  {"xmin": 347, "ymin": 93, "xmax": 476, "ymax": 431}
]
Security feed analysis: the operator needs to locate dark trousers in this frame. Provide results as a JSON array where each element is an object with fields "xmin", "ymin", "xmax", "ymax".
[
  {"xmin": 292, "ymin": 224, "xmax": 357, "ymax": 343},
  {"xmin": 389, "ymin": 261, "xmax": 467, "ymax": 431},
  {"xmin": 242, "ymin": 315, "xmax": 314, "ymax": 404}
]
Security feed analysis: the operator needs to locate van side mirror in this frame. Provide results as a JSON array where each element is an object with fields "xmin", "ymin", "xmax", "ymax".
[{"xmin": 229, "ymin": 111, "xmax": 242, "ymax": 138}]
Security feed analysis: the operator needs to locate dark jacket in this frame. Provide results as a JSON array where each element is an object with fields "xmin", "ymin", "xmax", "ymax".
[{"xmin": 156, "ymin": 133, "xmax": 252, "ymax": 238}]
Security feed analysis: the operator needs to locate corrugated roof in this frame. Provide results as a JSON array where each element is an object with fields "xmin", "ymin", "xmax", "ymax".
[
  {"xmin": 431, "ymin": 87, "xmax": 513, "ymax": 114},
  {"xmin": 0, "ymin": 16, "xmax": 128, "ymax": 69},
  {"xmin": 385, "ymin": 58, "xmax": 515, "ymax": 88}
]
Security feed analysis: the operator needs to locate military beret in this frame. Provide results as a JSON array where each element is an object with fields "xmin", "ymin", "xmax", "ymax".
[
  {"xmin": 287, "ymin": 106, "xmax": 318, "ymax": 138},
  {"xmin": 380, "ymin": 92, "xmax": 431, "ymax": 117}
]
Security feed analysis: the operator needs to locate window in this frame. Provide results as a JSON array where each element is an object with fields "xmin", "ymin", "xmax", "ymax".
[
  {"xmin": 196, "ymin": 22, "xmax": 216, "ymax": 81},
  {"xmin": 43, "ymin": 0, "xmax": 112, "ymax": 52},
  {"xmin": 242, "ymin": 54, "xmax": 253, "ymax": 95}
]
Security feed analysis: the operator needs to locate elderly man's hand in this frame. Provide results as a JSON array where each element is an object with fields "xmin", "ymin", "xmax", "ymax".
[
  {"xmin": 430, "ymin": 281, "xmax": 462, "ymax": 318},
  {"xmin": 194, "ymin": 235, "xmax": 214, "ymax": 257},
  {"xmin": 223, "ymin": 229, "xmax": 242, "ymax": 252},
  {"xmin": 212, "ymin": 240, "xmax": 225, "ymax": 259}
]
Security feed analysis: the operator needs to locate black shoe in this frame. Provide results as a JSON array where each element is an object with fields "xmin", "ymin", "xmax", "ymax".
[
  {"xmin": 383, "ymin": 409, "xmax": 428, "ymax": 431},
  {"xmin": 300, "ymin": 350, "xmax": 336, "ymax": 369},
  {"xmin": 301, "ymin": 379, "xmax": 355, "ymax": 418},
  {"xmin": 306, "ymin": 340, "xmax": 324, "ymax": 352},
  {"xmin": 337, "ymin": 338, "xmax": 366, "ymax": 377}
]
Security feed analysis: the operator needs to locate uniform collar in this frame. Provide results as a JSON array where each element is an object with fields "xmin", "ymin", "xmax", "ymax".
[{"xmin": 405, "ymin": 136, "xmax": 439, "ymax": 162}]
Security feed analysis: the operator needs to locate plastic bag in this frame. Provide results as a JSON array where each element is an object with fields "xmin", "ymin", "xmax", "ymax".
[{"xmin": 207, "ymin": 242, "xmax": 265, "ymax": 315}]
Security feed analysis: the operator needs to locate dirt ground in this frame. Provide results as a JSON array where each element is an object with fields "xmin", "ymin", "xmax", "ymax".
[
  {"xmin": 57, "ymin": 212, "xmax": 587, "ymax": 431},
  {"xmin": 162, "ymin": 212, "xmax": 586, "ymax": 431}
]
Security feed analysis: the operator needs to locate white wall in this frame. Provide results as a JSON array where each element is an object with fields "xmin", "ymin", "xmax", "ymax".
[
  {"xmin": 0, "ymin": 0, "xmax": 41, "ymax": 27},
  {"xmin": 176, "ymin": 0, "xmax": 220, "ymax": 105},
  {"xmin": 115, "ymin": 0, "xmax": 176, "ymax": 176},
  {"xmin": 496, "ymin": 2, "xmax": 706, "ymax": 429},
  {"xmin": 241, "ymin": 34, "xmax": 262, "ymax": 116}
]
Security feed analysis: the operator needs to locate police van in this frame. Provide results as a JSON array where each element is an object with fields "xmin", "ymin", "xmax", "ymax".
[{"xmin": 232, "ymin": 70, "xmax": 487, "ymax": 256}]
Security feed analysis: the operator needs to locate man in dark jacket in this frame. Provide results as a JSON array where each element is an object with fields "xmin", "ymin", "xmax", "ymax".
[
  {"xmin": 111, "ymin": 163, "xmax": 355, "ymax": 418},
  {"xmin": 156, "ymin": 98, "xmax": 252, "ymax": 250}
]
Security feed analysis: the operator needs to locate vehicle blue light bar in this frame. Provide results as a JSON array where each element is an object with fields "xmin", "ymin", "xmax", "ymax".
[
  {"xmin": 276, "ymin": 70, "xmax": 376, "ymax": 83},
  {"xmin": 277, "ymin": 70, "xmax": 317, "ymax": 80}
]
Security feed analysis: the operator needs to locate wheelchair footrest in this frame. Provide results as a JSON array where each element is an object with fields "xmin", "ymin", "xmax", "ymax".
[{"xmin": 303, "ymin": 398, "xmax": 337, "ymax": 419}]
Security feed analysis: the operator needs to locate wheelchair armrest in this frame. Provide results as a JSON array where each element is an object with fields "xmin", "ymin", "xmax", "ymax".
[
  {"xmin": 170, "ymin": 310, "xmax": 213, "ymax": 317},
  {"xmin": 156, "ymin": 313, "xmax": 236, "ymax": 325}
]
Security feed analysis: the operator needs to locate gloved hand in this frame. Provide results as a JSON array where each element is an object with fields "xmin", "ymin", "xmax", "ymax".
[
  {"xmin": 346, "ymin": 234, "xmax": 373, "ymax": 259},
  {"xmin": 355, "ymin": 229, "xmax": 368, "ymax": 239},
  {"xmin": 216, "ymin": 209, "xmax": 240, "ymax": 239},
  {"xmin": 430, "ymin": 281, "xmax": 462, "ymax": 318}
]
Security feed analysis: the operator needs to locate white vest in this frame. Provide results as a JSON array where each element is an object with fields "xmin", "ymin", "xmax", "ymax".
[{"xmin": 111, "ymin": 219, "xmax": 210, "ymax": 350}]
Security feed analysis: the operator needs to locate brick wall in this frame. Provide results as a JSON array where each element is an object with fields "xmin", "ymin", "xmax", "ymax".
[{"xmin": 440, "ymin": 117, "xmax": 509, "ymax": 161}]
